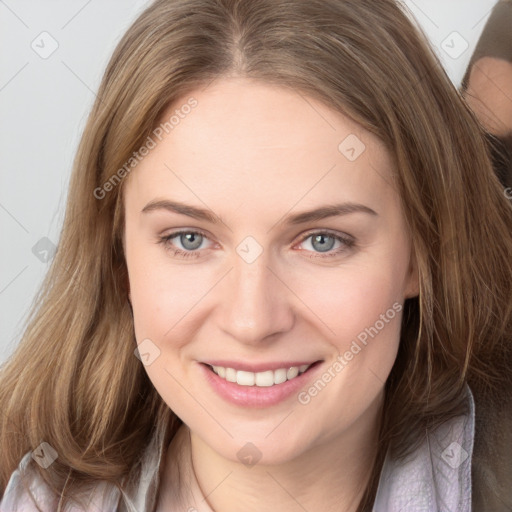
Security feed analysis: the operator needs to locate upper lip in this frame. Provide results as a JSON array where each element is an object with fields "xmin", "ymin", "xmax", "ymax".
[{"xmin": 201, "ymin": 360, "xmax": 322, "ymax": 372}]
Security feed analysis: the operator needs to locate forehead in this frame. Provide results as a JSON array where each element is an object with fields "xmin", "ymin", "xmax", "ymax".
[{"xmin": 124, "ymin": 77, "xmax": 397, "ymax": 218}]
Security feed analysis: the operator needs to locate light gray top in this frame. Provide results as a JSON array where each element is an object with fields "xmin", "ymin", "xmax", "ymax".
[{"xmin": 0, "ymin": 385, "xmax": 475, "ymax": 512}]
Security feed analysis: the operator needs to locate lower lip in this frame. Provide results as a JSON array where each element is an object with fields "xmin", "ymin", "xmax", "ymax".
[{"xmin": 199, "ymin": 361, "xmax": 323, "ymax": 408}]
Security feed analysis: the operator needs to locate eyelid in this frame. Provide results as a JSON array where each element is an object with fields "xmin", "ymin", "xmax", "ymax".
[{"xmin": 295, "ymin": 228, "xmax": 354, "ymax": 244}]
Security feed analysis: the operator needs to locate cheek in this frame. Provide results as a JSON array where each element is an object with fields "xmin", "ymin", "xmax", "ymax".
[
  {"xmin": 127, "ymin": 244, "xmax": 216, "ymax": 346},
  {"xmin": 126, "ymin": 239, "xmax": 169, "ymax": 341},
  {"xmin": 291, "ymin": 267, "xmax": 405, "ymax": 419},
  {"xmin": 292, "ymin": 261, "xmax": 405, "ymax": 343},
  {"xmin": 125, "ymin": 245, "xmax": 204, "ymax": 409}
]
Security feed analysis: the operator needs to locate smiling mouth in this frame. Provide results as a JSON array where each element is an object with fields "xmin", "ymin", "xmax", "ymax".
[{"xmin": 205, "ymin": 362, "xmax": 320, "ymax": 387}]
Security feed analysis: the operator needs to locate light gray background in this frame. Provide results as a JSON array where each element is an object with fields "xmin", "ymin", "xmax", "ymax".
[{"xmin": 0, "ymin": 0, "xmax": 500, "ymax": 364}]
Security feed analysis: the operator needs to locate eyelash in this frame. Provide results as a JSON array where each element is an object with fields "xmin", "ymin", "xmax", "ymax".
[{"xmin": 157, "ymin": 229, "xmax": 355, "ymax": 260}]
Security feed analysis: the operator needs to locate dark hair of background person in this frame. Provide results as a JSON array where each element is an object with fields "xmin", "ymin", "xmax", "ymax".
[{"xmin": 461, "ymin": 0, "xmax": 512, "ymax": 190}]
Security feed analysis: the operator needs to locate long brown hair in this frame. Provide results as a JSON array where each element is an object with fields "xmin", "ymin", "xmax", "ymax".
[{"xmin": 2, "ymin": 0, "xmax": 512, "ymax": 510}]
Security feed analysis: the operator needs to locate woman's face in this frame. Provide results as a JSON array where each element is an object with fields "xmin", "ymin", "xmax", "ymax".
[{"xmin": 123, "ymin": 77, "xmax": 418, "ymax": 464}]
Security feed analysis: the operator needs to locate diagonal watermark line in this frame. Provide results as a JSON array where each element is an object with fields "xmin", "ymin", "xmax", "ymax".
[
  {"xmin": 164, "ymin": 367, "xmax": 234, "ymax": 438},
  {"xmin": 265, "ymin": 471, "xmax": 311, "ymax": 512},
  {"xmin": 0, "ymin": 0, "xmax": 29, "ymax": 28},
  {"xmin": 463, "ymin": 63, "xmax": 512, "ymax": 137},
  {"xmin": 80, "ymin": 485, "xmax": 104, "ymax": 512},
  {"xmin": 0, "ymin": 202, "xmax": 29, "ymax": 233},
  {"xmin": 367, "ymin": 367, "xmax": 385, "ymax": 384},
  {"xmin": 164, "ymin": 267, "xmax": 234, "ymax": 336},
  {"xmin": 199, "ymin": 471, "xmax": 233, "ymax": 504},
  {"xmin": 61, "ymin": 0, "xmax": 93, "ymax": 29},
  {"xmin": 61, "ymin": 60, "xmax": 97, "ymax": 97},
  {"xmin": 296, "ymin": 91, "xmax": 337, "ymax": 131},
  {"xmin": 200, "ymin": 75, "xmax": 219, "ymax": 94},
  {"xmin": 469, "ymin": 60, "xmax": 512, "ymax": 105},
  {"xmin": 408, "ymin": 0, "xmax": 439, "ymax": 29},
  {"xmin": 266, "ymin": 163, "xmax": 337, "ymax": 234},
  {"xmin": 164, "ymin": 163, "xmax": 233, "ymax": 233},
  {"xmin": 0, "ymin": 265, "xmax": 29, "ymax": 295},
  {"xmin": 264, "ymin": 410, "xmax": 295, "ymax": 438},
  {"xmin": 60, "ymin": 60, "xmax": 120, "ymax": 138},
  {"xmin": 471, "ymin": 4, "xmax": 496, "ymax": 30},
  {"xmin": 61, "ymin": 60, "xmax": 117, "ymax": 119},
  {"xmin": 265, "ymin": 266, "xmax": 337, "ymax": 336},
  {"xmin": 0, "ymin": 62, "xmax": 29, "ymax": 92}
]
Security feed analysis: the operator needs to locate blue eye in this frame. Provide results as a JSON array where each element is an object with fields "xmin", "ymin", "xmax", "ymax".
[
  {"xmin": 158, "ymin": 230, "xmax": 209, "ymax": 259},
  {"xmin": 158, "ymin": 229, "xmax": 355, "ymax": 259},
  {"xmin": 297, "ymin": 231, "xmax": 355, "ymax": 258}
]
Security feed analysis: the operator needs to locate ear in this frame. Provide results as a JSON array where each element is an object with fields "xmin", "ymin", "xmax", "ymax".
[{"xmin": 404, "ymin": 245, "xmax": 420, "ymax": 299}]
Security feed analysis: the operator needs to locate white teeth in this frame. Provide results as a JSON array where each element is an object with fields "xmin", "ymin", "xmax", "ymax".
[
  {"xmin": 237, "ymin": 371, "xmax": 255, "ymax": 386},
  {"xmin": 274, "ymin": 368, "xmax": 287, "ymax": 384},
  {"xmin": 210, "ymin": 364, "xmax": 312, "ymax": 387},
  {"xmin": 287, "ymin": 367, "xmax": 299, "ymax": 380},
  {"xmin": 225, "ymin": 367, "xmax": 237, "ymax": 383},
  {"xmin": 255, "ymin": 370, "xmax": 274, "ymax": 387}
]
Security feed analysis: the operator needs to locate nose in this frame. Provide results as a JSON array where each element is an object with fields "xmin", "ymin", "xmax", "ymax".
[{"xmin": 217, "ymin": 251, "xmax": 295, "ymax": 346}]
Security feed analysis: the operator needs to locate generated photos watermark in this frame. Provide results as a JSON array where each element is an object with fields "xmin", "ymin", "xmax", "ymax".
[
  {"xmin": 297, "ymin": 302, "xmax": 403, "ymax": 405},
  {"xmin": 93, "ymin": 97, "xmax": 198, "ymax": 200}
]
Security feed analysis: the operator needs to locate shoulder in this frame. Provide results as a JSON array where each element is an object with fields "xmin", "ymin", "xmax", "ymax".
[
  {"xmin": 0, "ymin": 451, "xmax": 59, "ymax": 512},
  {"xmin": 374, "ymin": 386, "xmax": 474, "ymax": 511},
  {"xmin": 0, "ymin": 419, "xmax": 169, "ymax": 512},
  {"xmin": 0, "ymin": 451, "xmax": 121, "ymax": 512}
]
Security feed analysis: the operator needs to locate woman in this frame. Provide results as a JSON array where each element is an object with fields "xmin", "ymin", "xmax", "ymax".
[{"xmin": 1, "ymin": 0, "xmax": 511, "ymax": 510}]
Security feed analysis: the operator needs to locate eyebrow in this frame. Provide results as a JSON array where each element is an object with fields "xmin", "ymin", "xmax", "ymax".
[{"xmin": 141, "ymin": 199, "xmax": 378, "ymax": 225}]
